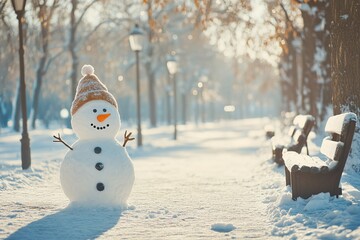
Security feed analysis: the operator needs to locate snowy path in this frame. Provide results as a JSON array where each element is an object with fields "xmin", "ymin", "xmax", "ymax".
[
  {"xmin": 2, "ymin": 119, "xmax": 360, "ymax": 239},
  {"xmin": 1, "ymin": 119, "xmax": 276, "ymax": 239},
  {"xmin": 116, "ymin": 120, "xmax": 272, "ymax": 239}
]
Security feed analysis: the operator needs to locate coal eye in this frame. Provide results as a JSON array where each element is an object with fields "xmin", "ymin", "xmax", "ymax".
[
  {"xmin": 103, "ymin": 108, "xmax": 107, "ymax": 112},
  {"xmin": 93, "ymin": 109, "xmax": 97, "ymax": 113}
]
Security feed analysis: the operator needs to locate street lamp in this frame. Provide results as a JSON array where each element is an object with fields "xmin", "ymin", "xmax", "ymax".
[
  {"xmin": 11, "ymin": 0, "xmax": 31, "ymax": 170},
  {"xmin": 166, "ymin": 53, "xmax": 178, "ymax": 140},
  {"xmin": 129, "ymin": 23, "xmax": 144, "ymax": 147}
]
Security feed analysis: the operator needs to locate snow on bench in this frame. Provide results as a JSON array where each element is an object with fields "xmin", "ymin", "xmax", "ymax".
[
  {"xmin": 283, "ymin": 112, "xmax": 357, "ymax": 200},
  {"xmin": 284, "ymin": 137, "xmax": 344, "ymax": 173},
  {"xmin": 283, "ymin": 152, "xmax": 328, "ymax": 173},
  {"xmin": 325, "ymin": 112, "xmax": 357, "ymax": 134},
  {"xmin": 271, "ymin": 114, "xmax": 315, "ymax": 165}
]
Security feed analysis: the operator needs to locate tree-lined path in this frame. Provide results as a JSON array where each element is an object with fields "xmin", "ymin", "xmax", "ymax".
[{"xmin": 1, "ymin": 119, "xmax": 277, "ymax": 239}]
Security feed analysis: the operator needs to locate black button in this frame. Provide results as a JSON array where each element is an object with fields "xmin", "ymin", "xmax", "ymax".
[
  {"xmin": 96, "ymin": 183, "xmax": 105, "ymax": 191},
  {"xmin": 95, "ymin": 162, "xmax": 104, "ymax": 171},
  {"xmin": 94, "ymin": 147, "xmax": 101, "ymax": 154}
]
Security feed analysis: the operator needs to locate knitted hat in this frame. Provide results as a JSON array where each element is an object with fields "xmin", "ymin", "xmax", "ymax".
[{"xmin": 71, "ymin": 65, "xmax": 118, "ymax": 115}]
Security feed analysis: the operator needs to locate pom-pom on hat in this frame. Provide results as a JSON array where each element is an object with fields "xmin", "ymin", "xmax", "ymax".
[{"xmin": 71, "ymin": 65, "xmax": 118, "ymax": 115}]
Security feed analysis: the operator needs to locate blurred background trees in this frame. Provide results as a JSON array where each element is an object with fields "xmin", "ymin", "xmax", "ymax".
[{"xmin": 0, "ymin": 0, "xmax": 359, "ymax": 131}]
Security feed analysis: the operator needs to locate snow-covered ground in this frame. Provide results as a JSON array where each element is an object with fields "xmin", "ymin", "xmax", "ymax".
[{"xmin": 1, "ymin": 118, "xmax": 360, "ymax": 239}]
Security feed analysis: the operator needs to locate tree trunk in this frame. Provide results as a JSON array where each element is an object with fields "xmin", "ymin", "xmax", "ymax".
[
  {"xmin": 278, "ymin": 58, "xmax": 291, "ymax": 112},
  {"xmin": 70, "ymin": 50, "xmax": 79, "ymax": 100},
  {"xmin": 330, "ymin": 0, "xmax": 360, "ymax": 115},
  {"xmin": 144, "ymin": 49, "xmax": 157, "ymax": 127},
  {"xmin": 280, "ymin": 3, "xmax": 299, "ymax": 113},
  {"xmin": 70, "ymin": 0, "xmax": 78, "ymax": 101},
  {"xmin": 182, "ymin": 92, "xmax": 186, "ymax": 124},
  {"xmin": 330, "ymin": 0, "xmax": 360, "ymax": 175},
  {"xmin": 31, "ymin": 2, "xmax": 51, "ymax": 129},
  {"xmin": 300, "ymin": 2, "xmax": 318, "ymax": 119},
  {"xmin": 145, "ymin": 0, "xmax": 157, "ymax": 128},
  {"xmin": 319, "ymin": 2, "xmax": 332, "ymax": 121},
  {"xmin": 290, "ymin": 46, "xmax": 299, "ymax": 113},
  {"xmin": 299, "ymin": 0, "xmax": 331, "ymax": 124},
  {"xmin": 31, "ymin": 52, "xmax": 47, "ymax": 129}
]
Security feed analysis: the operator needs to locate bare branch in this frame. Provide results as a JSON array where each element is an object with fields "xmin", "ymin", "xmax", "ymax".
[
  {"xmin": 76, "ymin": 15, "xmax": 131, "ymax": 46},
  {"xmin": 44, "ymin": 50, "xmax": 64, "ymax": 73},
  {"xmin": 123, "ymin": 130, "xmax": 135, "ymax": 147},
  {"xmin": 53, "ymin": 133, "xmax": 73, "ymax": 150},
  {"xmin": 48, "ymin": 0, "xmax": 60, "ymax": 21},
  {"xmin": 280, "ymin": 3, "xmax": 295, "ymax": 31},
  {"xmin": 0, "ymin": 0, "xmax": 7, "ymax": 14},
  {"xmin": 74, "ymin": 0, "xmax": 98, "ymax": 31}
]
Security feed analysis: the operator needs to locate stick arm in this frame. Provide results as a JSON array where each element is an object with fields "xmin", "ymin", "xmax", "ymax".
[
  {"xmin": 123, "ymin": 130, "xmax": 135, "ymax": 147},
  {"xmin": 53, "ymin": 133, "xmax": 73, "ymax": 150}
]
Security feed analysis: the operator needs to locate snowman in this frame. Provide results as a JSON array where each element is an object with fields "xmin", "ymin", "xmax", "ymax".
[{"xmin": 54, "ymin": 65, "xmax": 135, "ymax": 208}]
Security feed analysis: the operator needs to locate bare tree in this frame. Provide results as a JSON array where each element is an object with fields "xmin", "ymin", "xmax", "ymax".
[
  {"xmin": 68, "ymin": 0, "xmax": 98, "ymax": 101},
  {"xmin": 297, "ymin": 0, "xmax": 331, "ymax": 123},
  {"xmin": 0, "ymin": 0, "xmax": 16, "ymax": 129},
  {"xmin": 144, "ymin": 0, "xmax": 158, "ymax": 127},
  {"xmin": 30, "ymin": 0, "xmax": 61, "ymax": 129},
  {"xmin": 272, "ymin": 2, "xmax": 301, "ymax": 113}
]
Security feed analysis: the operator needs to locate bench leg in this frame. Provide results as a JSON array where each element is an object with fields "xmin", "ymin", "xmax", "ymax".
[
  {"xmin": 291, "ymin": 172, "xmax": 298, "ymax": 200},
  {"xmin": 285, "ymin": 167, "xmax": 291, "ymax": 186},
  {"xmin": 274, "ymin": 147, "xmax": 284, "ymax": 165}
]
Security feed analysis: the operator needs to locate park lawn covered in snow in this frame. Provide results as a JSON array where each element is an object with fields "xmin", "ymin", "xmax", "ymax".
[{"xmin": 1, "ymin": 118, "xmax": 360, "ymax": 239}]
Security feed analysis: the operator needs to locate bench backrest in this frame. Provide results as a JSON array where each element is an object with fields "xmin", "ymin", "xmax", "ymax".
[
  {"xmin": 320, "ymin": 112, "xmax": 357, "ymax": 168},
  {"xmin": 289, "ymin": 115, "xmax": 315, "ymax": 143}
]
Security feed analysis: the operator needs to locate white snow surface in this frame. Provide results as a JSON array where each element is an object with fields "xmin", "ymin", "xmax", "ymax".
[{"xmin": 1, "ymin": 118, "xmax": 360, "ymax": 239}]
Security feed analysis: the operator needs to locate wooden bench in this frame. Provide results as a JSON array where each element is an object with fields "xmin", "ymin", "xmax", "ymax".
[
  {"xmin": 266, "ymin": 112, "xmax": 296, "ymax": 139},
  {"xmin": 271, "ymin": 115, "xmax": 315, "ymax": 165},
  {"xmin": 283, "ymin": 112, "xmax": 357, "ymax": 200},
  {"xmin": 265, "ymin": 125, "xmax": 275, "ymax": 139}
]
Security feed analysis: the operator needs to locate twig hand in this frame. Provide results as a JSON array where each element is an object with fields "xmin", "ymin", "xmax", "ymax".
[
  {"xmin": 123, "ymin": 130, "xmax": 135, "ymax": 147},
  {"xmin": 53, "ymin": 133, "xmax": 73, "ymax": 150}
]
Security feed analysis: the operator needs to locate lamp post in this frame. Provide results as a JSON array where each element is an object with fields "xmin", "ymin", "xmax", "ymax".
[
  {"xmin": 12, "ymin": 0, "xmax": 31, "ymax": 170},
  {"xmin": 129, "ymin": 23, "xmax": 144, "ymax": 147},
  {"xmin": 166, "ymin": 53, "xmax": 178, "ymax": 140}
]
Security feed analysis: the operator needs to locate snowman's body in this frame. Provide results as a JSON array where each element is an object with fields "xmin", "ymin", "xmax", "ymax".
[
  {"xmin": 61, "ymin": 139, "xmax": 134, "ymax": 206},
  {"xmin": 60, "ymin": 97, "xmax": 134, "ymax": 207}
]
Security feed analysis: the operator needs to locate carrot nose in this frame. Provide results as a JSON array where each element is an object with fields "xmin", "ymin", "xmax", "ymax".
[{"xmin": 97, "ymin": 113, "xmax": 111, "ymax": 122}]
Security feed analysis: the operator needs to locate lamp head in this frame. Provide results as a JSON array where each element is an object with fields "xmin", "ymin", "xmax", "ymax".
[
  {"xmin": 129, "ymin": 23, "xmax": 144, "ymax": 52},
  {"xmin": 166, "ymin": 54, "xmax": 178, "ymax": 75},
  {"xmin": 11, "ymin": 0, "xmax": 26, "ymax": 14}
]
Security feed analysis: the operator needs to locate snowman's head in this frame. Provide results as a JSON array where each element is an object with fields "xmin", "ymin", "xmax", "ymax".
[
  {"xmin": 72, "ymin": 100, "xmax": 120, "ymax": 139},
  {"xmin": 70, "ymin": 65, "xmax": 121, "ymax": 139}
]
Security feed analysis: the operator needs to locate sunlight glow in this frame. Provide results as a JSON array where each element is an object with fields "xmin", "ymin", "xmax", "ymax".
[{"xmin": 224, "ymin": 105, "xmax": 236, "ymax": 112}]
